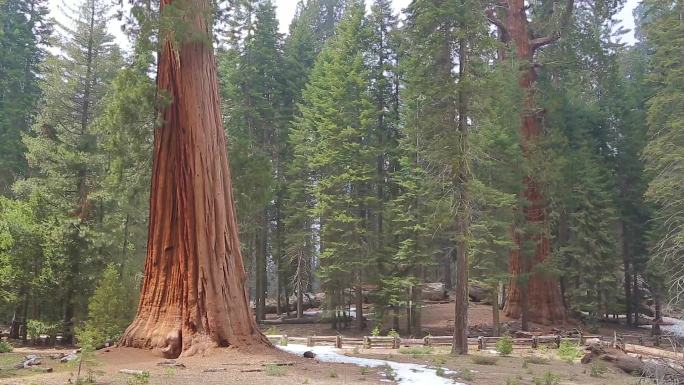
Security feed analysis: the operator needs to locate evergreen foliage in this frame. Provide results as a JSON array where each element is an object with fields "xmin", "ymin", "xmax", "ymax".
[{"xmin": 77, "ymin": 265, "xmax": 136, "ymax": 349}]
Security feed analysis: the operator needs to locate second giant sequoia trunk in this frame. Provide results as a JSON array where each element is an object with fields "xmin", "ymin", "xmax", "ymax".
[
  {"xmin": 120, "ymin": 0, "xmax": 268, "ymax": 357},
  {"xmin": 487, "ymin": 0, "xmax": 572, "ymax": 325}
]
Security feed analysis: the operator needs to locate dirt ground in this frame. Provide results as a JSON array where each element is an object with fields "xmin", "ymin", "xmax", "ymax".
[
  {"xmin": 0, "ymin": 302, "xmax": 661, "ymax": 384},
  {"xmin": 267, "ymin": 301, "xmax": 655, "ymax": 339},
  {"xmin": 349, "ymin": 346, "xmax": 640, "ymax": 385},
  {"xmin": 0, "ymin": 345, "xmax": 387, "ymax": 385}
]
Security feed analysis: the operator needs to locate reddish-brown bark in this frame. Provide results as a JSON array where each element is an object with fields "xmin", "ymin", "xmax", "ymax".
[
  {"xmin": 486, "ymin": 0, "xmax": 573, "ymax": 325},
  {"xmin": 119, "ymin": 0, "xmax": 268, "ymax": 357}
]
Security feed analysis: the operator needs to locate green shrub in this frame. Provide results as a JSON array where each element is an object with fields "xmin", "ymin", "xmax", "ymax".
[
  {"xmin": 432, "ymin": 355, "xmax": 447, "ymax": 365},
  {"xmin": 523, "ymin": 356, "xmax": 550, "ymax": 365},
  {"xmin": 77, "ymin": 265, "xmax": 136, "ymax": 350},
  {"xmin": 264, "ymin": 364, "xmax": 286, "ymax": 377},
  {"xmin": 26, "ymin": 320, "xmax": 58, "ymax": 342},
  {"xmin": 383, "ymin": 365, "xmax": 396, "ymax": 380},
  {"xmin": 126, "ymin": 371, "xmax": 150, "ymax": 385},
  {"xmin": 534, "ymin": 371, "xmax": 560, "ymax": 385},
  {"xmin": 0, "ymin": 340, "xmax": 13, "ymax": 353},
  {"xmin": 557, "ymin": 340, "xmax": 582, "ymax": 362},
  {"xmin": 360, "ymin": 366, "xmax": 370, "ymax": 375},
  {"xmin": 496, "ymin": 335, "xmax": 513, "ymax": 356},
  {"xmin": 398, "ymin": 346, "xmax": 433, "ymax": 356},
  {"xmin": 387, "ymin": 328, "xmax": 400, "ymax": 338},
  {"xmin": 460, "ymin": 368, "xmax": 474, "ymax": 381},
  {"xmin": 471, "ymin": 355, "xmax": 498, "ymax": 365},
  {"xmin": 590, "ymin": 361, "xmax": 607, "ymax": 377},
  {"xmin": 371, "ymin": 326, "xmax": 381, "ymax": 336},
  {"xmin": 265, "ymin": 326, "xmax": 279, "ymax": 335},
  {"xmin": 506, "ymin": 377, "xmax": 521, "ymax": 385},
  {"xmin": 435, "ymin": 367, "xmax": 446, "ymax": 377}
]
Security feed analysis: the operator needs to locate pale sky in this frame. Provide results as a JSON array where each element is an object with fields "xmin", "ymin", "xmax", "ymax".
[{"xmin": 48, "ymin": 0, "xmax": 639, "ymax": 52}]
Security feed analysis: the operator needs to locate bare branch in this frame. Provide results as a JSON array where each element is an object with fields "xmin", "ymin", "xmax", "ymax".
[
  {"xmin": 531, "ymin": 0, "xmax": 575, "ymax": 50},
  {"xmin": 485, "ymin": 8, "xmax": 507, "ymax": 33}
]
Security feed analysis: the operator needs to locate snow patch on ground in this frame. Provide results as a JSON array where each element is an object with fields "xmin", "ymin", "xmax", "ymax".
[
  {"xmin": 661, "ymin": 317, "xmax": 684, "ymax": 338},
  {"xmin": 278, "ymin": 344, "xmax": 464, "ymax": 385},
  {"xmin": 639, "ymin": 317, "xmax": 684, "ymax": 338}
]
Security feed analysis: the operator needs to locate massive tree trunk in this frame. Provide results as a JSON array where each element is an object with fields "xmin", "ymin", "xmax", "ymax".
[
  {"xmin": 487, "ymin": 0, "xmax": 573, "ymax": 325},
  {"xmin": 120, "ymin": 0, "xmax": 268, "ymax": 357}
]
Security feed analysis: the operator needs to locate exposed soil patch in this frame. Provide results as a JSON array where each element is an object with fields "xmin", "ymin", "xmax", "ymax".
[
  {"xmin": 347, "ymin": 346, "xmax": 638, "ymax": 385},
  {"xmin": 0, "ymin": 346, "xmax": 387, "ymax": 385}
]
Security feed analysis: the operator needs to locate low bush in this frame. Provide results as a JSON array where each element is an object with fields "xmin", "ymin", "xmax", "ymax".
[
  {"xmin": 557, "ymin": 340, "xmax": 582, "ymax": 362},
  {"xmin": 264, "ymin": 364, "xmax": 287, "ymax": 377},
  {"xmin": 0, "ymin": 340, "xmax": 13, "ymax": 353},
  {"xmin": 398, "ymin": 346, "xmax": 433, "ymax": 356},
  {"xmin": 523, "ymin": 356, "xmax": 550, "ymax": 365},
  {"xmin": 496, "ymin": 335, "xmax": 513, "ymax": 356},
  {"xmin": 471, "ymin": 355, "xmax": 498, "ymax": 365},
  {"xmin": 533, "ymin": 371, "xmax": 560, "ymax": 385},
  {"xmin": 590, "ymin": 361, "xmax": 607, "ymax": 377}
]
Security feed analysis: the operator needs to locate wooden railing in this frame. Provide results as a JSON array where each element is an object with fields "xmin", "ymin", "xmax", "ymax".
[{"xmin": 264, "ymin": 333, "xmax": 605, "ymax": 350}]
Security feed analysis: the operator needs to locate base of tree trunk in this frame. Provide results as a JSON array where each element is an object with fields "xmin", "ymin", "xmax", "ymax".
[{"xmin": 504, "ymin": 274, "xmax": 565, "ymax": 325}]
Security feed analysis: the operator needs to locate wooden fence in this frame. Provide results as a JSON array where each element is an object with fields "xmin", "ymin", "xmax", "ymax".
[
  {"xmin": 265, "ymin": 333, "xmax": 606, "ymax": 350},
  {"xmin": 266, "ymin": 332, "xmax": 681, "ymax": 353}
]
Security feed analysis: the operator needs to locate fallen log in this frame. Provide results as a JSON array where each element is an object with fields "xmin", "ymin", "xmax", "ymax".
[
  {"xmin": 624, "ymin": 343, "xmax": 684, "ymax": 361},
  {"xmin": 582, "ymin": 343, "xmax": 646, "ymax": 375},
  {"xmin": 261, "ymin": 362, "xmax": 295, "ymax": 366},
  {"xmin": 240, "ymin": 368, "xmax": 263, "ymax": 373},
  {"xmin": 157, "ymin": 360, "xmax": 186, "ymax": 368},
  {"xmin": 119, "ymin": 369, "xmax": 148, "ymax": 376},
  {"xmin": 203, "ymin": 367, "xmax": 227, "ymax": 372}
]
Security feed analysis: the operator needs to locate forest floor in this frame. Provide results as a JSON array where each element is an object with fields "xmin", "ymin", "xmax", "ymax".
[
  {"xmin": 348, "ymin": 345, "xmax": 639, "ymax": 385},
  {"xmin": 0, "ymin": 345, "xmax": 388, "ymax": 385},
  {"xmin": 0, "ymin": 302, "xmax": 670, "ymax": 385},
  {"xmin": 266, "ymin": 301, "xmax": 662, "ymax": 339}
]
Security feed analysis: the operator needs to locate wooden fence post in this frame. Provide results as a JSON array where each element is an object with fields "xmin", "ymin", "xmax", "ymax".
[
  {"xmin": 477, "ymin": 336, "xmax": 484, "ymax": 351},
  {"xmin": 654, "ymin": 336, "xmax": 661, "ymax": 347},
  {"xmin": 532, "ymin": 336, "xmax": 538, "ymax": 349},
  {"xmin": 579, "ymin": 333, "xmax": 585, "ymax": 345},
  {"xmin": 307, "ymin": 336, "xmax": 313, "ymax": 347},
  {"xmin": 393, "ymin": 336, "xmax": 400, "ymax": 349},
  {"xmin": 555, "ymin": 335, "xmax": 561, "ymax": 348},
  {"xmin": 425, "ymin": 336, "xmax": 432, "ymax": 347},
  {"xmin": 336, "ymin": 335, "xmax": 342, "ymax": 349},
  {"xmin": 364, "ymin": 336, "xmax": 370, "ymax": 349}
]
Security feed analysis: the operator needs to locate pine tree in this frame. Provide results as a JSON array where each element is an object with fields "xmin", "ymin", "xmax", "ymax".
[
  {"xmin": 366, "ymin": 0, "xmax": 400, "ymax": 297},
  {"xmin": 294, "ymin": 0, "xmax": 376, "ymax": 329},
  {"xmin": 219, "ymin": 0, "xmax": 285, "ymax": 320},
  {"xmin": 398, "ymin": 0, "xmax": 491, "ymax": 348},
  {"xmin": 282, "ymin": 0, "xmax": 343, "ymax": 318},
  {"xmin": 641, "ymin": 0, "xmax": 684, "ymax": 304},
  {"xmin": 94, "ymin": 50, "xmax": 155, "ymax": 275},
  {"xmin": 0, "ymin": 0, "xmax": 50, "ymax": 192},
  {"xmin": 12, "ymin": 0, "xmax": 123, "ymax": 343},
  {"xmin": 77, "ymin": 265, "xmax": 136, "ymax": 348}
]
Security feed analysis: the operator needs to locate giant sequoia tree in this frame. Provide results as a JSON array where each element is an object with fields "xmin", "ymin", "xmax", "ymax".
[
  {"xmin": 120, "ymin": 0, "xmax": 267, "ymax": 357},
  {"xmin": 486, "ymin": 0, "xmax": 574, "ymax": 325}
]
